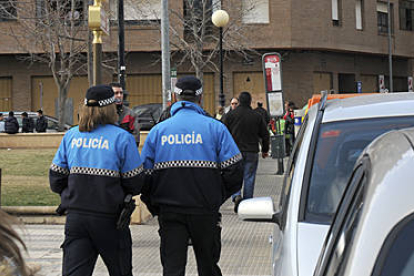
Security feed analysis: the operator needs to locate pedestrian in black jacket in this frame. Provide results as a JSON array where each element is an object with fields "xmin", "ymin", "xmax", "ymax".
[
  {"xmin": 35, "ymin": 110, "xmax": 47, "ymax": 133},
  {"xmin": 21, "ymin": 112, "xmax": 34, "ymax": 133},
  {"xmin": 222, "ymin": 91, "xmax": 270, "ymax": 212},
  {"xmin": 254, "ymin": 101, "xmax": 270, "ymax": 126},
  {"xmin": 5, "ymin": 111, "xmax": 19, "ymax": 134}
]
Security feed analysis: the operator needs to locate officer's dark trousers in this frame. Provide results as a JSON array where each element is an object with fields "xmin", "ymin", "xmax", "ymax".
[
  {"xmin": 158, "ymin": 212, "xmax": 219, "ymax": 276},
  {"xmin": 62, "ymin": 212, "xmax": 133, "ymax": 276}
]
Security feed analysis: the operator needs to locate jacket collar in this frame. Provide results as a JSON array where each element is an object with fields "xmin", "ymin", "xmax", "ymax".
[{"xmin": 171, "ymin": 101, "xmax": 206, "ymax": 116}]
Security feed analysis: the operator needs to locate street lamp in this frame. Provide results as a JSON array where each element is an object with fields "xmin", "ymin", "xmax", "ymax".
[
  {"xmin": 212, "ymin": 10, "xmax": 229, "ymax": 107},
  {"xmin": 88, "ymin": 0, "xmax": 109, "ymax": 86}
]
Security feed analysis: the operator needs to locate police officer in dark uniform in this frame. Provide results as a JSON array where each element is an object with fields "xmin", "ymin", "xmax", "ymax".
[
  {"xmin": 141, "ymin": 76, "xmax": 243, "ymax": 276},
  {"xmin": 49, "ymin": 85, "xmax": 146, "ymax": 276}
]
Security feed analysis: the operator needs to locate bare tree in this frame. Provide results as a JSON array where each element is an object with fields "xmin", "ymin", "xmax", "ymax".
[
  {"xmin": 0, "ymin": 0, "xmax": 88, "ymax": 130},
  {"xmin": 169, "ymin": 0, "xmax": 259, "ymax": 81}
]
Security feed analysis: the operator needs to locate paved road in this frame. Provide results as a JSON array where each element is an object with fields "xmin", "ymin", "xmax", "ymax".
[{"xmin": 18, "ymin": 157, "xmax": 284, "ymax": 276}]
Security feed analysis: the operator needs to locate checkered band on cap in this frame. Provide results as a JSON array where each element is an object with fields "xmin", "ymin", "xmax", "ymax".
[
  {"xmin": 219, "ymin": 153, "xmax": 243, "ymax": 169},
  {"xmin": 84, "ymin": 96, "xmax": 115, "ymax": 107},
  {"xmin": 50, "ymin": 163, "xmax": 70, "ymax": 175},
  {"xmin": 121, "ymin": 165, "xmax": 144, "ymax": 179},
  {"xmin": 70, "ymin": 166, "xmax": 120, "ymax": 178},
  {"xmin": 174, "ymin": 86, "xmax": 203, "ymax": 96},
  {"xmin": 154, "ymin": 160, "xmax": 218, "ymax": 170}
]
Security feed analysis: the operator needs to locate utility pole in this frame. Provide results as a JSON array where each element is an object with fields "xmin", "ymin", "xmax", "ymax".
[
  {"xmin": 118, "ymin": 0, "xmax": 126, "ymax": 92},
  {"xmin": 161, "ymin": 0, "xmax": 171, "ymax": 110},
  {"xmin": 387, "ymin": 0, "xmax": 393, "ymax": 92}
]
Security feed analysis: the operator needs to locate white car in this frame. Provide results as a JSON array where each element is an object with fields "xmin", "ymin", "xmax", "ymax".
[
  {"xmin": 238, "ymin": 92, "xmax": 414, "ymax": 276},
  {"xmin": 314, "ymin": 127, "xmax": 414, "ymax": 276}
]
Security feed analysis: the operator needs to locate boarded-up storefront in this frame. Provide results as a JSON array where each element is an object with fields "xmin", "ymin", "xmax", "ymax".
[
  {"xmin": 126, "ymin": 73, "xmax": 215, "ymax": 115},
  {"xmin": 31, "ymin": 76, "xmax": 89, "ymax": 125},
  {"xmin": 0, "ymin": 77, "xmax": 12, "ymax": 111},
  {"xmin": 313, "ymin": 72, "xmax": 333, "ymax": 94},
  {"xmin": 233, "ymin": 72, "xmax": 265, "ymax": 107},
  {"xmin": 360, "ymin": 74, "xmax": 378, "ymax": 92}
]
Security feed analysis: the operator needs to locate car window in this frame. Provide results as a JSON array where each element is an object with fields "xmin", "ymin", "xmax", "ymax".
[
  {"xmin": 47, "ymin": 120, "xmax": 59, "ymax": 131},
  {"xmin": 279, "ymin": 116, "xmax": 308, "ymax": 229},
  {"xmin": 372, "ymin": 213, "xmax": 414, "ymax": 276},
  {"xmin": 320, "ymin": 165, "xmax": 366, "ymax": 276},
  {"xmin": 305, "ymin": 116, "xmax": 414, "ymax": 224}
]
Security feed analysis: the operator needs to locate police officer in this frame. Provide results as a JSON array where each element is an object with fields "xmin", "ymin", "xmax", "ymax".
[
  {"xmin": 141, "ymin": 76, "xmax": 243, "ymax": 276},
  {"xmin": 49, "ymin": 85, "xmax": 146, "ymax": 276}
]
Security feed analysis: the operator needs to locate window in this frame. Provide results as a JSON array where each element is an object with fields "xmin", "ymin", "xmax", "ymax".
[
  {"xmin": 110, "ymin": 0, "xmax": 161, "ymax": 23},
  {"xmin": 37, "ymin": 0, "xmax": 84, "ymax": 25},
  {"xmin": 0, "ymin": 0, "xmax": 17, "ymax": 21},
  {"xmin": 322, "ymin": 166, "xmax": 366, "ymax": 276},
  {"xmin": 332, "ymin": 0, "xmax": 342, "ymax": 26},
  {"xmin": 305, "ymin": 116, "xmax": 414, "ymax": 224},
  {"xmin": 377, "ymin": 1, "xmax": 393, "ymax": 33},
  {"xmin": 399, "ymin": 0, "xmax": 414, "ymax": 31},
  {"xmin": 279, "ymin": 116, "xmax": 308, "ymax": 230},
  {"xmin": 183, "ymin": 0, "xmax": 214, "ymax": 42},
  {"xmin": 242, "ymin": 0, "xmax": 269, "ymax": 24},
  {"xmin": 356, "ymin": 0, "xmax": 364, "ymax": 30},
  {"xmin": 372, "ymin": 214, "xmax": 414, "ymax": 276}
]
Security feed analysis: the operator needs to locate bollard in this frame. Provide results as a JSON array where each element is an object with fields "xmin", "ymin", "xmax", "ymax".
[{"xmin": 270, "ymin": 135, "xmax": 285, "ymax": 175}]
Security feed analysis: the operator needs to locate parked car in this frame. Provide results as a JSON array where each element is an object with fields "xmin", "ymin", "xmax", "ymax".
[
  {"xmin": 238, "ymin": 92, "xmax": 414, "ymax": 276},
  {"xmin": 313, "ymin": 127, "xmax": 414, "ymax": 276},
  {"xmin": 132, "ymin": 103, "xmax": 162, "ymax": 131},
  {"xmin": 1, "ymin": 111, "xmax": 71, "ymax": 132}
]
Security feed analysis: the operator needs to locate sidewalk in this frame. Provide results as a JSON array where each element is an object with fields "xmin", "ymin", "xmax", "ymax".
[{"xmin": 18, "ymin": 157, "xmax": 284, "ymax": 276}]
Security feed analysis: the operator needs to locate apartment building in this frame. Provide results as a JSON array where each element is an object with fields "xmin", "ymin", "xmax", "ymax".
[{"xmin": 0, "ymin": 0, "xmax": 413, "ymax": 123}]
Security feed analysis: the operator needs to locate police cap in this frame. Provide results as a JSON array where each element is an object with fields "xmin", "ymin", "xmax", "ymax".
[
  {"xmin": 84, "ymin": 85, "xmax": 115, "ymax": 107},
  {"xmin": 174, "ymin": 76, "xmax": 203, "ymax": 96}
]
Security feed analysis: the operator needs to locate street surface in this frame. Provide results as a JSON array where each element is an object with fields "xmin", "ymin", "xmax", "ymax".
[{"xmin": 18, "ymin": 157, "xmax": 283, "ymax": 276}]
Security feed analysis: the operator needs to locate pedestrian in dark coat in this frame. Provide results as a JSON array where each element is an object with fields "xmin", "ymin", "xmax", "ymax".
[
  {"xmin": 5, "ymin": 111, "xmax": 19, "ymax": 134},
  {"xmin": 222, "ymin": 91, "xmax": 270, "ymax": 212},
  {"xmin": 254, "ymin": 101, "xmax": 270, "ymax": 126},
  {"xmin": 21, "ymin": 112, "xmax": 34, "ymax": 133},
  {"xmin": 110, "ymin": 82, "xmax": 140, "ymax": 147},
  {"xmin": 35, "ymin": 110, "xmax": 47, "ymax": 133}
]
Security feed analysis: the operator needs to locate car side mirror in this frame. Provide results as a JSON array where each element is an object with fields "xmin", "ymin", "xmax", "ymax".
[{"xmin": 238, "ymin": 197, "xmax": 281, "ymax": 225}]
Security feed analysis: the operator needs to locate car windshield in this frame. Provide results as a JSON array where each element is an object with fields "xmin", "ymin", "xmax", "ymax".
[{"xmin": 306, "ymin": 116, "xmax": 414, "ymax": 224}]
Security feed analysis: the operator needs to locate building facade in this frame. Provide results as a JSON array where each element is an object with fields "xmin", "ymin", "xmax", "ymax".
[{"xmin": 0, "ymin": 0, "xmax": 413, "ymax": 123}]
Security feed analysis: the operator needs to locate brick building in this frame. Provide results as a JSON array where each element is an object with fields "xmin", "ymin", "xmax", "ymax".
[{"xmin": 0, "ymin": 0, "xmax": 413, "ymax": 124}]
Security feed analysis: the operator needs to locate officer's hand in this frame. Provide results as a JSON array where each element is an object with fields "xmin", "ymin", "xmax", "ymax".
[{"xmin": 262, "ymin": 152, "xmax": 269, "ymax": 159}]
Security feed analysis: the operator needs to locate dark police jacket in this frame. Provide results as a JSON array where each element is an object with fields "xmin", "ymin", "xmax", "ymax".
[
  {"xmin": 49, "ymin": 124, "xmax": 145, "ymax": 216},
  {"xmin": 141, "ymin": 101, "xmax": 243, "ymax": 214},
  {"xmin": 223, "ymin": 105, "xmax": 270, "ymax": 154}
]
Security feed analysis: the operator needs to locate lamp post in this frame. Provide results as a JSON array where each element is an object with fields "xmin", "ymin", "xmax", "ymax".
[
  {"xmin": 212, "ymin": 10, "xmax": 229, "ymax": 107},
  {"xmin": 88, "ymin": 0, "xmax": 109, "ymax": 85}
]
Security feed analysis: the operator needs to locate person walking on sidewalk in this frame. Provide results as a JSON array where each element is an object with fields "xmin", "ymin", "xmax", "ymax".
[
  {"xmin": 283, "ymin": 101, "xmax": 296, "ymax": 156},
  {"xmin": 254, "ymin": 101, "xmax": 270, "ymax": 127},
  {"xmin": 141, "ymin": 76, "xmax": 243, "ymax": 276},
  {"xmin": 49, "ymin": 85, "xmax": 146, "ymax": 276},
  {"xmin": 110, "ymin": 82, "xmax": 140, "ymax": 147},
  {"xmin": 222, "ymin": 91, "xmax": 270, "ymax": 212}
]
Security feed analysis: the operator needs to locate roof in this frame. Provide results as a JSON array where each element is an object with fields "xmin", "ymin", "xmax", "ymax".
[{"xmin": 320, "ymin": 92, "xmax": 414, "ymax": 123}]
